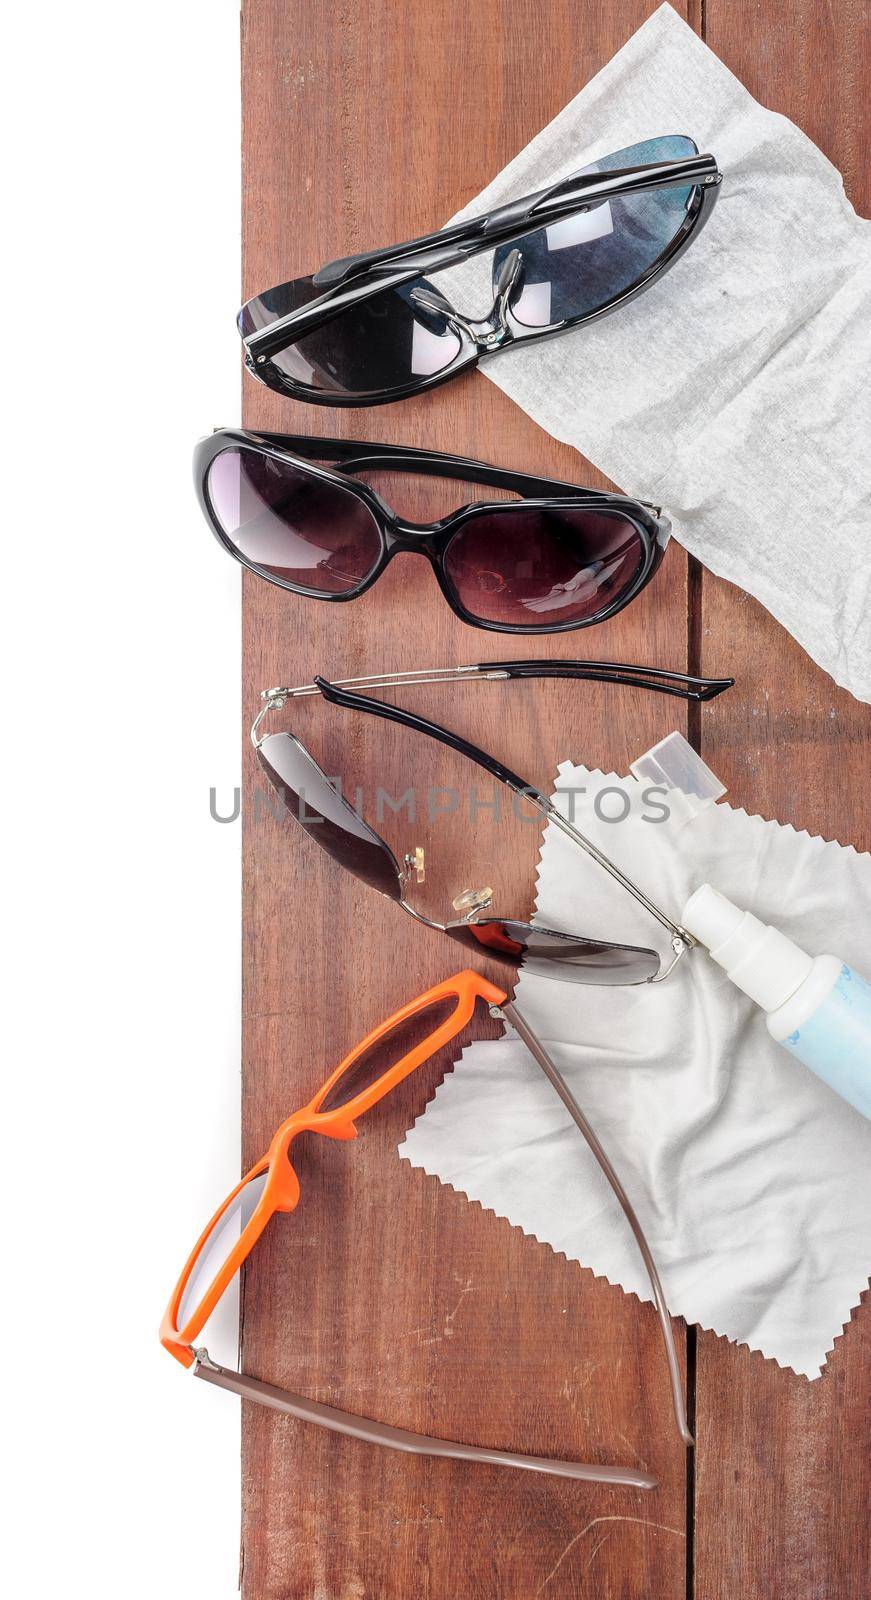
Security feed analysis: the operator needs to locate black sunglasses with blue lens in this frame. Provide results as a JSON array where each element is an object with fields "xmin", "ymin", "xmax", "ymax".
[{"xmin": 239, "ymin": 136, "xmax": 721, "ymax": 407}]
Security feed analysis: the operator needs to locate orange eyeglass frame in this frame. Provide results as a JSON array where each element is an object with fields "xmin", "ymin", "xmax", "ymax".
[
  {"xmin": 162, "ymin": 969, "xmax": 506, "ymax": 1368},
  {"xmin": 161, "ymin": 968, "xmax": 685, "ymax": 1489}
]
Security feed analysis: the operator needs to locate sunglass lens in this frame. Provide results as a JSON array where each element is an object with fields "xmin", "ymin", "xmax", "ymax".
[
  {"xmin": 240, "ymin": 275, "xmax": 465, "ymax": 399},
  {"xmin": 444, "ymin": 919, "xmax": 660, "ymax": 983},
  {"xmin": 177, "ymin": 1169, "xmax": 269, "ymax": 1333},
  {"xmin": 444, "ymin": 505, "xmax": 646, "ymax": 628},
  {"xmin": 207, "ymin": 446, "xmax": 382, "ymax": 595},
  {"xmin": 318, "ymin": 996, "xmax": 458, "ymax": 1114},
  {"xmin": 493, "ymin": 135, "xmax": 699, "ymax": 331},
  {"xmin": 257, "ymin": 732, "xmax": 404, "ymax": 900}
]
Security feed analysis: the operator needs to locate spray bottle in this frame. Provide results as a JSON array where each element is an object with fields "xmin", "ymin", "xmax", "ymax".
[{"xmin": 682, "ymin": 884, "xmax": 871, "ymax": 1121}]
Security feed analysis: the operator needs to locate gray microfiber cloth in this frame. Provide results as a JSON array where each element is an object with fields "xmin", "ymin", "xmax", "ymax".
[{"xmin": 435, "ymin": 5, "xmax": 871, "ymax": 701}]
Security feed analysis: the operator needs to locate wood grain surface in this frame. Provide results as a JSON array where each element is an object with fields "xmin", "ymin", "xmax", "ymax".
[
  {"xmin": 239, "ymin": 2, "xmax": 870, "ymax": 1595},
  {"xmin": 694, "ymin": 5, "xmax": 871, "ymax": 1599}
]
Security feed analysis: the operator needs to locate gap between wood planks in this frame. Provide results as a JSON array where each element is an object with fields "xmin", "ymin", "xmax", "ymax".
[{"xmin": 683, "ymin": 536, "xmax": 706, "ymax": 1591}]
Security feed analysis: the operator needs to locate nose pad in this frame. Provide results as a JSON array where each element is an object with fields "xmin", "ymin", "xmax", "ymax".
[
  {"xmin": 476, "ymin": 247, "xmax": 524, "ymax": 351},
  {"xmin": 407, "ymin": 283, "xmax": 456, "ymax": 325},
  {"xmin": 404, "ymin": 846, "xmax": 426, "ymax": 884},
  {"xmin": 452, "ymin": 885, "xmax": 494, "ymax": 922},
  {"xmin": 408, "ymin": 283, "xmax": 483, "ymax": 351},
  {"xmin": 492, "ymin": 246, "xmax": 524, "ymax": 307}
]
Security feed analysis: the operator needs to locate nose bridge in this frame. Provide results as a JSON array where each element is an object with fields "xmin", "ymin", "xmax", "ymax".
[
  {"xmin": 456, "ymin": 246, "xmax": 523, "ymax": 353},
  {"xmin": 408, "ymin": 249, "xmax": 521, "ymax": 363},
  {"xmin": 411, "ymin": 261, "xmax": 519, "ymax": 357},
  {"xmin": 270, "ymin": 1108, "xmax": 308, "ymax": 1155},
  {"xmin": 387, "ymin": 519, "xmax": 448, "ymax": 552},
  {"xmin": 467, "ymin": 312, "xmax": 511, "ymax": 354}
]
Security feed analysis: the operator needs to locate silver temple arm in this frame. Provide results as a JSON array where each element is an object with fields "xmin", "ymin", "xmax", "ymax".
[
  {"xmin": 499, "ymin": 1000, "xmax": 693, "ymax": 1449},
  {"xmin": 263, "ymin": 663, "xmax": 500, "ymax": 701},
  {"xmin": 251, "ymin": 666, "xmax": 506, "ymax": 744},
  {"xmin": 541, "ymin": 799, "xmax": 693, "ymax": 950}
]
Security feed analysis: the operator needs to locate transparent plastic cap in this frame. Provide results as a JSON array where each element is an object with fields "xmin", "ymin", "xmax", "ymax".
[{"xmin": 630, "ymin": 731, "xmax": 726, "ymax": 826}]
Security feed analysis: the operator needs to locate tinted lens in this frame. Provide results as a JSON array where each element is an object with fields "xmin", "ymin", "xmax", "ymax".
[
  {"xmin": 240, "ymin": 274, "xmax": 464, "ymax": 397},
  {"xmin": 178, "ymin": 1169, "xmax": 269, "ymax": 1332},
  {"xmin": 207, "ymin": 446, "xmax": 382, "ymax": 595},
  {"xmin": 257, "ymin": 732, "xmax": 403, "ymax": 900},
  {"xmin": 319, "ymin": 996, "xmax": 458, "ymax": 1114},
  {"xmin": 444, "ymin": 919, "xmax": 660, "ymax": 984},
  {"xmin": 444, "ymin": 505, "xmax": 646, "ymax": 628},
  {"xmin": 493, "ymin": 136, "xmax": 699, "ymax": 330}
]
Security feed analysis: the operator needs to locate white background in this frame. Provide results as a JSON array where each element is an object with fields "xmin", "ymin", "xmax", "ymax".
[{"xmin": 4, "ymin": 3, "xmax": 242, "ymax": 1594}]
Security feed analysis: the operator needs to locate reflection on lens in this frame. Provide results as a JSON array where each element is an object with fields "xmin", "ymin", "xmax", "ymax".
[
  {"xmin": 319, "ymin": 996, "xmax": 458, "ymax": 1113},
  {"xmin": 178, "ymin": 1169, "xmax": 269, "ymax": 1332},
  {"xmin": 240, "ymin": 275, "xmax": 463, "ymax": 397},
  {"xmin": 444, "ymin": 919, "xmax": 660, "ymax": 984},
  {"xmin": 256, "ymin": 732, "xmax": 404, "ymax": 900},
  {"xmin": 494, "ymin": 135, "xmax": 699, "ymax": 331},
  {"xmin": 207, "ymin": 447, "xmax": 382, "ymax": 594},
  {"xmin": 444, "ymin": 506, "xmax": 645, "ymax": 627}
]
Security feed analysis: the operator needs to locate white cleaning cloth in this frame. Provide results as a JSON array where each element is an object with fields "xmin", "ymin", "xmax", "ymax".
[
  {"xmin": 400, "ymin": 766, "xmax": 871, "ymax": 1376},
  {"xmin": 436, "ymin": 4, "xmax": 871, "ymax": 702}
]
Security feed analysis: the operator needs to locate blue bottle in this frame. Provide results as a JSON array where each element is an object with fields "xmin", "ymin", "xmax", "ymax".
[{"xmin": 682, "ymin": 885, "xmax": 871, "ymax": 1121}]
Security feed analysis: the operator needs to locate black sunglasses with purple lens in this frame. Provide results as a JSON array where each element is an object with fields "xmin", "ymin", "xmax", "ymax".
[
  {"xmin": 195, "ymin": 430, "xmax": 671, "ymax": 635},
  {"xmin": 251, "ymin": 661, "xmax": 734, "ymax": 985}
]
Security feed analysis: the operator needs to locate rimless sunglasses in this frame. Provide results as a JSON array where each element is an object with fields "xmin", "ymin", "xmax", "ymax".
[{"xmin": 252, "ymin": 660, "xmax": 733, "ymax": 984}]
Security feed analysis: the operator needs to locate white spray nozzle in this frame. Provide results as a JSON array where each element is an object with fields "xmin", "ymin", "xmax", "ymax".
[
  {"xmin": 682, "ymin": 884, "xmax": 813, "ymax": 1012},
  {"xmin": 683, "ymin": 884, "xmax": 745, "ymax": 949}
]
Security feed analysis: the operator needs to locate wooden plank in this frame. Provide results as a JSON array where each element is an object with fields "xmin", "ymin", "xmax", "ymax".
[
  {"xmin": 694, "ymin": 2, "xmax": 871, "ymax": 1596},
  {"xmin": 240, "ymin": 2, "xmax": 697, "ymax": 1594}
]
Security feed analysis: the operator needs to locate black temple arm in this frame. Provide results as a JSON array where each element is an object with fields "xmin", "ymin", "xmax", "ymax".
[
  {"xmin": 478, "ymin": 661, "xmax": 734, "ymax": 702},
  {"xmin": 242, "ymin": 432, "xmax": 614, "ymax": 501},
  {"xmin": 313, "ymin": 677, "xmax": 544, "ymax": 802},
  {"xmin": 244, "ymin": 154, "xmax": 720, "ymax": 364},
  {"xmin": 310, "ymin": 155, "xmax": 717, "ymax": 290},
  {"xmin": 312, "ymin": 216, "xmax": 486, "ymax": 289}
]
